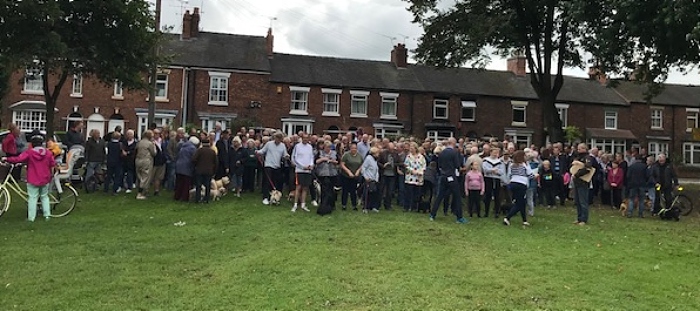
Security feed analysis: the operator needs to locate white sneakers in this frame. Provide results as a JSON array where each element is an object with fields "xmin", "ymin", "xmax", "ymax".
[
  {"xmin": 291, "ymin": 204, "xmax": 310, "ymax": 212},
  {"xmin": 262, "ymin": 198, "xmax": 270, "ymax": 205},
  {"xmin": 311, "ymin": 200, "xmax": 319, "ymax": 207}
]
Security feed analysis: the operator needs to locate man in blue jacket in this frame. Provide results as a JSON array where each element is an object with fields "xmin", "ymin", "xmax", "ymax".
[{"xmin": 430, "ymin": 138, "xmax": 467, "ymax": 224}]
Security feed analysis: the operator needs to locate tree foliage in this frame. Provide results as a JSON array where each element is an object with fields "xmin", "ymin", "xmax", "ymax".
[
  {"xmin": 405, "ymin": 0, "xmax": 700, "ymax": 143},
  {"xmin": 0, "ymin": 0, "xmax": 163, "ymax": 137}
]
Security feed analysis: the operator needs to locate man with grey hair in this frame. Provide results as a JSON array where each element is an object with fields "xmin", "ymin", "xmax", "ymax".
[
  {"xmin": 651, "ymin": 153, "xmax": 678, "ymax": 215},
  {"xmin": 256, "ymin": 132, "xmax": 289, "ymax": 205},
  {"xmin": 357, "ymin": 134, "xmax": 370, "ymax": 158}
]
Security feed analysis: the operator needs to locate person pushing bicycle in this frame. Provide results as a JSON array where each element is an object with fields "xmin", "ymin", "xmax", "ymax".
[{"xmin": 1, "ymin": 135, "xmax": 57, "ymax": 221}]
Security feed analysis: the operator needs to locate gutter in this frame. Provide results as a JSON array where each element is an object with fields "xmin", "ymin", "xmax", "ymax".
[{"xmin": 180, "ymin": 67, "xmax": 189, "ymax": 127}]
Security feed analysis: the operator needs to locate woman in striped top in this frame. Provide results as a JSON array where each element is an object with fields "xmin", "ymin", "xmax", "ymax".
[{"xmin": 503, "ymin": 150, "xmax": 536, "ymax": 226}]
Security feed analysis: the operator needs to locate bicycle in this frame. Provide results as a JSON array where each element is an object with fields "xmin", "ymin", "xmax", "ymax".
[
  {"xmin": 84, "ymin": 163, "xmax": 106, "ymax": 193},
  {"xmin": 657, "ymin": 184, "xmax": 693, "ymax": 217},
  {"xmin": 0, "ymin": 163, "xmax": 79, "ymax": 219}
]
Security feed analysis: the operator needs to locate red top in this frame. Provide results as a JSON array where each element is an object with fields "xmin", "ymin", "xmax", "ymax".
[
  {"xmin": 2, "ymin": 133, "xmax": 18, "ymax": 155},
  {"xmin": 607, "ymin": 167, "xmax": 624, "ymax": 189}
]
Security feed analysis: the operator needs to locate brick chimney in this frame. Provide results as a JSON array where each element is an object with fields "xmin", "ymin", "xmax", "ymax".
[
  {"xmin": 507, "ymin": 56, "xmax": 527, "ymax": 76},
  {"xmin": 391, "ymin": 44, "xmax": 408, "ymax": 68},
  {"xmin": 266, "ymin": 28, "xmax": 274, "ymax": 59},
  {"xmin": 181, "ymin": 10, "xmax": 192, "ymax": 40},
  {"xmin": 191, "ymin": 7, "xmax": 200, "ymax": 38},
  {"xmin": 588, "ymin": 66, "xmax": 608, "ymax": 85}
]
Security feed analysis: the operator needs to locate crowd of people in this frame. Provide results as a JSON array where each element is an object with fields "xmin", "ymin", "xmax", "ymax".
[{"xmin": 2, "ymin": 120, "xmax": 681, "ymax": 224}]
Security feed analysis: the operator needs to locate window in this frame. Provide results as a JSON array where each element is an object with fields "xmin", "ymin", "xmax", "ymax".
[
  {"xmin": 113, "ymin": 81, "xmax": 123, "ymax": 99},
  {"xmin": 322, "ymin": 89, "xmax": 341, "ymax": 116},
  {"xmin": 683, "ymin": 143, "xmax": 700, "ymax": 165},
  {"xmin": 460, "ymin": 101, "xmax": 476, "ymax": 121},
  {"xmin": 380, "ymin": 93, "xmax": 398, "ymax": 119},
  {"xmin": 433, "ymin": 99, "xmax": 448, "ymax": 119},
  {"xmin": 350, "ymin": 91, "xmax": 369, "ymax": 117},
  {"xmin": 137, "ymin": 115, "xmax": 173, "ymax": 138},
  {"xmin": 208, "ymin": 72, "xmax": 230, "ymax": 106},
  {"xmin": 589, "ymin": 139, "xmax": 626, "ymax": 155},
  {"xmin": 556, "ymin": 103, "xmax": 569, "ymax": 128},
  {"xmin": 426, "ymin": 130, "xmax": 454, "ymax": 142},
  {"xmin": 511, "ymin": 101, "xmax": 528, "ymax": 126},
  {"xmin": 375, "ymin": 128, "xmax": 401, "ymax": 139},
  {"xmin": 604, "ymin": 110, "xmax": 618, "ymax": 129},
  {"xmin": 282, "ymin": 119, "xmax": 313, "ymax": 137},
  {"xmin": 650, "ymin": 108, "xmax": 663, "ymax": 129},
  {"xmin": 290, "ymin": 86, "xmax": 310, "ymax": 115},
  {"xmin": 201, "ymin": 119, "xmax": 228, "ymax": 132},
  {"xmin": 12, "ymin": 110, "xmax": 46, "ymax": 131},
  {"xmin": 71, "ymin": 74, "xmax": 83, "ymax": 97},
  {"xmin": 648, "ymin": 142, "xmax": 669, "ymax": 158},
  {"xmin": 505, "ymin": 131, "xmax": 532, "ymax": 149},
  {"xmin": 156, "ymin": 73, "xmax": 168, "ymax": 100},
  {"xmin": 686, "ymin": 109, "xmax": 698, "ymax": 132},
  {"xmin": 23, "ymin": 68, "xmax": 43, "ymax": 94}
]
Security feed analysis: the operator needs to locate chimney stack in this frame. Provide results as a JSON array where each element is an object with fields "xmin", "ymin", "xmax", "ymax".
[
  {"xmin": 391, "ymin": 44, "xmax": 408, "ymax": 69},
  {"xmin": 266, "ymin": 28, "xmax": 274, "ymax": 59},
  {"xmin": 588, "ymin": 66, "xmax": 608, "ymax": 85},
  {"xmin": 507, "ymin": 56, "xmax": 527, "ymax": 76},
  {"xmin": 191, "ymin": 7, "xmax": 200, "ymax": 38},
  {"xmin": 181, "ymin": 10, "xmax": 192, "ymax": 40}
]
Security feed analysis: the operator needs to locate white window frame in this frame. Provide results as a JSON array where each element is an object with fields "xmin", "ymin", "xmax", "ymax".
[
  {"xmin": 289, "ymin": 86, "xmax": 310, "ymax": 115},
  {"xmin": 504, "ymin": 130, "xmax": 532, "ymax": 149},
  {"xmin": 460, "ymin": 101, "xmax": 476, "ymax": 122},
  {"xmin": 648, "ymin": 141, "xmax": 669, "ymax": 158},
  {"xmin": 604, "ymin": 110, "xmax": 618, "ymax": 130},
  {"xmin": 650, "ymin": 107, "xmax": 663, "ymax": 130},
  {"xmin": 71, "ymin": 74, "xmax": 83, "ymax": 97},
  {"xmin": 683, "ymin": 143, "xmax": 700, "ymax": 166},
  {"xmin": 589, "ymin": 139, "xmax": 626, "ymax": 155},
  {"xmin": 380, "ymin": 92, "xmax": 398, "ymax": 120},
  {"xmin": 136, "ymin": 114, "xmax": 174, "ymax": 138},
  {"xmin": 12, "ymin": 110, "xmax": 47, "ymax": 132},
  {"xmin": 321, "ymin": 88, "xmax": 341, "ymax": 116},
  {"xmin": 208, "ymin": 72, "xmax": 230, "ymax": 106},
  {"xmin": 511, "ymin": 101, "xmax": 528, "ymax": 127},
  {"xmin": 23, "ymin": 68, "xmax": 44, "ymax": 95},
  {"xmin": 112, "ymin": 81, "xmax": 124, "ymax": 99},
  {"xmin": 556, "ymin": 103, "xmax": 569, "ymax": 128},
  {"xmin": 433, "ymin": 99, "xmax": 449, "ymax": 120},
  {"xmin": 350, "ymin": 90, "xmax": 369, "ymax": 118},
  {"xmin": 155, "ymin": 73, "xmax": 168, "ymax": 101},
  {"xmin": 201, "ymin": 118, "xmax": 228, "ymax": 133},
  {"xmin": 686, "ymin": 108, "xmax": 699, "ymax": 132},
  {"xmin": 282, "ymin": 120, "xmax": 314, "ymax": 137},
  {"xmin": 426, "ymin": 130, "xmax": 454, "ymax": 142}
]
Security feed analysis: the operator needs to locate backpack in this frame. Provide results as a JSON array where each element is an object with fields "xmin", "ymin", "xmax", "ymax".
[{"xmin": 154, "ymin": 144, "xmax": 167, "ymax": 166}]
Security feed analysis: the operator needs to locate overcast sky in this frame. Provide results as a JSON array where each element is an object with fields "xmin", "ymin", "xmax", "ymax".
[{"xmin": 158, "ymin": 0, "xmax": 700, "ymax": 85}]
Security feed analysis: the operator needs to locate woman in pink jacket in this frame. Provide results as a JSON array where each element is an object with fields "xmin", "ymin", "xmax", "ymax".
[
  {"xmin": 607, "ymin": 161, "xmax": 625, "ymax": 209},
  {"xmin": 465, "ymin": 161, "xmax": 485, "ymax": 218},
  {"xmin": 2, "ymin": 135, "xmax": 56, "ymax": 221}
]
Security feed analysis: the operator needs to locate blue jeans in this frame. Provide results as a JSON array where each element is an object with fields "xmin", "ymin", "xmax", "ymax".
[
  {"xmin": 396, "ymin": 174, "xmax": 406, "ymax": 206},
  {"xmin": 85, "ymin": 162, "xmax": 102, "ymax": 183},
  {"xmin": 575, "ymin": 186, "xmax": 590, "ymax": 223},
  {"xmin": 165, "ymin": 162, "xmax": 176, "ymax": 191},
  {"xmin": 628, "ymin": 187, "xmax": 646, "ymax": 217},
  {"xmin": 124, "ymin": 168, "xmax": 135, "ymax": 190},
  {"xmin": 404, "ymin": 183, "xmax": 422, "ymax": 211},
  {"xmin": 106, "ymin": 163, "xmax": 123, "ymax": 193},
  {"xmin": 27, "ymin": 184, "xmax": 50, "ymax": 221},
  {"xmin": 380, "ymin": 175, "xmax": 396, "ymax": 209},
  {"xmin": 506, "ymin": 183, "xmax": 528, "ymax": 222}
]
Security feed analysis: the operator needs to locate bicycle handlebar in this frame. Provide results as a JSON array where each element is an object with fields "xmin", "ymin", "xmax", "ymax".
[{"xmin": 0, "ymin": 162, "xmax": 23, "ymax": 169}]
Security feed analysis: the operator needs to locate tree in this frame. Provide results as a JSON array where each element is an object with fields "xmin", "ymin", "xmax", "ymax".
[
  {"xmin": 405, "ymin": 0, "xmax": 700, "ymax": 143},
  {"xmin": 0, "ymin": 0, "xmax": 162, "ymax": 137}
]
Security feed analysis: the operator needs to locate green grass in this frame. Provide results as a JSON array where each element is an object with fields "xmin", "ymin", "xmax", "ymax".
[{"xmin": 1, "ymin": 188, "xmax": 699, "ymax": 311}]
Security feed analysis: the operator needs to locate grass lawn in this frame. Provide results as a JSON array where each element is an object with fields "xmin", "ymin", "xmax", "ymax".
[{"xmin": 1, "ymin": 187, "xmax": 699, "ymax": 311}]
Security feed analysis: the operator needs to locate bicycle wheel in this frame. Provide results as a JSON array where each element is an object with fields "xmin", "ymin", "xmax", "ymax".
[
  {"xmin": 675, "ymin": 194, "xmax": 693, "ymax": 217},
  {"xmin": 84, "ymin": 175, "xmax": 97, "ymax": 193},
  {"xmin": 0, "ymin": 187, "xmax": 10, "ymax": 218},
  {"xmin": 49, "ymin": 184, "xmax": 78, "ymax": 217}
]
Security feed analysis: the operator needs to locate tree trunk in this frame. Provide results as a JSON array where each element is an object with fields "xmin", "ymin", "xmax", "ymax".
[{"xmin": 41, "ymin": 65, "xmax": 69, "ymax": 139}]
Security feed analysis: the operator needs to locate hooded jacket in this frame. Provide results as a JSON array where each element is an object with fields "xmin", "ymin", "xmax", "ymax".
[{"xmin": 6, "ymin": 146, "xmax": 56, "ymax": 186}]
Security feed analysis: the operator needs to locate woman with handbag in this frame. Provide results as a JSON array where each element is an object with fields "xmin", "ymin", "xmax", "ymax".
[
  {"xmin": 361, "ymin": 147, "xmax": 381, "ymax": 213},
  {"xmin": 315, "ymin": 141, "xmax": 339, "ymax": 215}
]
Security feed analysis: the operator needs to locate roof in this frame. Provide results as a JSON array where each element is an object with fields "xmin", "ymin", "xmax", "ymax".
[
  {"xmin": 612, "ymin": 81, "xmax": 700, "ymax": 107},
  {"xmin": 270, "ymin": 53, "xmax": 423, "ymax": 91},
  {"xmin": 556, "ymin": 78, "xmax": 629, "ymax": 106},
  {"xmin": 162, "ymin": 32, "xmax": 270, "ymax": 72},
  {"xmin": 410, "ymin": 65, "xmax": 536, "ymax": 99},
  {"xmin": 586, "ymin": 128, "xmax": 637, "ymax": 140}
]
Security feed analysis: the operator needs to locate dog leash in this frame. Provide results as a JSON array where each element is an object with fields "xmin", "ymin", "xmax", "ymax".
[{"xmin": 256, "ymin": 155, "xmax": 279, "ymax": 191}]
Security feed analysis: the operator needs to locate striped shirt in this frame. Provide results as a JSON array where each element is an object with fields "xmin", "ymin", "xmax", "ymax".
[{"xmin": 508, "ymin": 163, "xmax": 535, "ymax": 186}]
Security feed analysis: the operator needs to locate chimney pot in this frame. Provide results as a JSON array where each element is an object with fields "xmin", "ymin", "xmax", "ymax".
[
  {"xmin": 391, "ymin": 44, "xmax": 408, "ymax": 68},
  {"xmin": 182, "ymin": 10, "xmax": 192, "ymax": 40},
  {"xmin": 588, "ymin": 66, "xmax": 608, "ymax": 85},
  {"xmin": 266, "ymin": 28, "xmax": 274, "ymax": 59},
  {"xmin": 191, "ymin": 7, "xmax": 201, "ymax": 38},
  {"xmin": 507, "ymin": 56, "xmax": 527, "ymax": 76}
]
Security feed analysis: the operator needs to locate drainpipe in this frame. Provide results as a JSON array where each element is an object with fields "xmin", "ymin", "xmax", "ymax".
[
  {"xmin": 180, "ymin": 67, "xmax": 189, "ymax": 127},
  {"xmin": 409, "ymin": 92, "xmax": 414, "ymax": 136}
]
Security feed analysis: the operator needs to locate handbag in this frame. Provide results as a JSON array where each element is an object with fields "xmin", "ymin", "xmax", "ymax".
[{"xmin": 367, "ymin": 180, "xmax": 378, "ymax": 192}]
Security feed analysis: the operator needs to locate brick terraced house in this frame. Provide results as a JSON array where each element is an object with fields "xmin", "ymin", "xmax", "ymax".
[{"xmin": 2, "ymin": 7, "xmax": 700, "ymax": 168}]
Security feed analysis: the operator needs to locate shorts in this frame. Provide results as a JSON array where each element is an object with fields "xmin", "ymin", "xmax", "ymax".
[
  {"xmin": 152, "ymin": 165, "xmax": 166, "ymax": 183},
  {"xmin": 295, "ymin": 173, "xmax": 313, "ymax": 187}
]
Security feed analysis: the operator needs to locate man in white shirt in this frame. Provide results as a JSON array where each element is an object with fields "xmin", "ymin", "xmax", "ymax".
[{"xmin": 291, "ymin": 133, "xmax": 315, "ymax": 212}]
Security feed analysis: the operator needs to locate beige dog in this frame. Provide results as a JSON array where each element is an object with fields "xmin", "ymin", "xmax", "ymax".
[{"xmin": 270, "ymin": 189, "xmax": 283, "ymax": 205}]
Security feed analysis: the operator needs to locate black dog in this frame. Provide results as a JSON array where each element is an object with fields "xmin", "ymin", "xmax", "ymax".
[
  {"xmin": 417, "ymin": 201, "xmax": 431, "ymax": 213},
  {"xmin": 659, "ymin": 207, "xmax": 681, "ymax": 221}
]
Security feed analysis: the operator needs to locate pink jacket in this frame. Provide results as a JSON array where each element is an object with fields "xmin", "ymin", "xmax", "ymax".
[
  {"xmin": 607, "ymin": 167, "xmax": 624, "ymax": 189},
  {"xmin": 6, "ymin": 147, "xmax": 56, "ymax": 186},
  {"xmin": 465, "ymin": 170, "xmax": 485, "ymax": 192}
]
